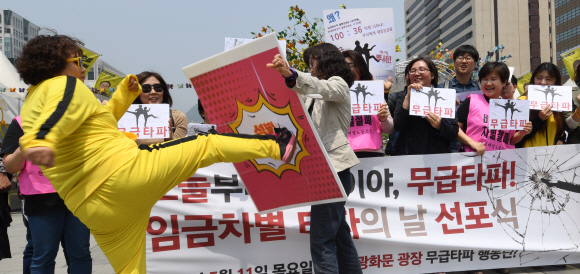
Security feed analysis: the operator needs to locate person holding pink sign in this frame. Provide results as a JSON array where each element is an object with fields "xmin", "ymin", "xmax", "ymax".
[
  {"xmin": 516, "ymin": 63, "xmax": 566, "ymax": 147},
  {"xmin": 343, "ymin": 50, "xmax": 393, "ymax": 157},
  {"xmin": 268, "ymin": 43, "xmax": 363, "ymax": 274},
  {"xmin": 456, "ymin": 62, "xmax": 532, "ymax": 155}
]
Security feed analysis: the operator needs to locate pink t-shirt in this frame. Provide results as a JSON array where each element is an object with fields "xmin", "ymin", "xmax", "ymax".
[
  {"xmin": 14, "ymin": 116, "xmax": 56, "ymax": 195},
  {"xmin": 348, "ymin": 115, "xmax": 384, "ymax": 152}
]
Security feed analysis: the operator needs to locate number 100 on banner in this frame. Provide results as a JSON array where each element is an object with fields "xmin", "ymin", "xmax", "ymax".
[{"xmin": 326, "ymin": 18, "xmax": 363, "ymax": 42}]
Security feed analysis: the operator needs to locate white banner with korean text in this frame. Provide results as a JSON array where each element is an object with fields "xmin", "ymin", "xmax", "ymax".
[
  {"xmin": 323, "ymin": 8, "xmax": 395, "ymax": 81},
  {"xmin": 146, "ymin": 145, "xmax": 580, "ymax": 273}
]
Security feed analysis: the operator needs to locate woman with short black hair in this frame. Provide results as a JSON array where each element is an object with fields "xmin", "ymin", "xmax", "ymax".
[{"xmin": 457, "ymin": 62, "xmax": 532, "ymax": 155}]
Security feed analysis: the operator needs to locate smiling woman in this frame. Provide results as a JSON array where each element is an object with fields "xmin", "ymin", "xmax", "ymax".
[
  {"xmin": 456, "ymin": 62, "xmax": 533, "ymax": 155},
  {"xmin": 134, "ymin": 71, "xmax": 188, "ymax": 145},
  {"xmin": 516, "ymin": 62, "xmax": 565, "ymax": 148},
  {"xmin": 392, "ymin": 56, "xmax": 458, "ymax": 156}
]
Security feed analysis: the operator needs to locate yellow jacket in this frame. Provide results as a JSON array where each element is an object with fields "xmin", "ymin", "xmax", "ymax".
[{"xmin": 19, "ymin": 75, "xmax": 141, "ymax": 212}]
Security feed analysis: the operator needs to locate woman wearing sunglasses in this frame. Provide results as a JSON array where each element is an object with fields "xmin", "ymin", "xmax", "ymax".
[
  {"xmin": 16, "ymin": 34, "xmax": 297, "ymax": 273},
  {"xmin": 133, "ymin": 71, "xmax": 188, "ymax": 145},
  {"xmin": 3, "ymin": 49, "xmax": 92, "ymax": 273}
]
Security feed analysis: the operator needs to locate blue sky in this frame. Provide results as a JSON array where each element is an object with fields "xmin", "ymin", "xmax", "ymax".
[{"xmin": 5, "ymin": 0, "xmax": 406, "ymax": 116}]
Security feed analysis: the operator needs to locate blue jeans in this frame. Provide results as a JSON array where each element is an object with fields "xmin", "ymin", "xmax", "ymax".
[
  {"xmin": 22, "ymin": 212, "xmax": 33, "ymax": 274},
  {"xmin": 310, "ymin": 169, "xmax": 362, "ymax": 274},
  {"xmin": 27, "ymin": 207, "xmax": 92, "ymax": 274}
]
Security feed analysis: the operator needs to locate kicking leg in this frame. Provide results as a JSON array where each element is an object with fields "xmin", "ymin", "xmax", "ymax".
[{"xmin": 77, "ymin": 132, "xmax": 296, "ymax": 273}]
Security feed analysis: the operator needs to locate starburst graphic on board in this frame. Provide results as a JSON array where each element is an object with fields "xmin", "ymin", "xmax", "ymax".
[{"xmin": 228, "ymin": 92, "xmax": 308, "ymax": 177}]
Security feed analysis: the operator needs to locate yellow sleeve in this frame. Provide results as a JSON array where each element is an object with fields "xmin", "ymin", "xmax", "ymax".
[
  {"xmin": 105, "ymin": 75, "xmax": 142, "ymax": 121},
  {"xmin": 20, "ymin": 76, "xmax": 99, "ymax": 153}
]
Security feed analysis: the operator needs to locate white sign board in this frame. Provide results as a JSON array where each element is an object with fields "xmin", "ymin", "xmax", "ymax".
[
  {"xmin": 489, "ymin": 99, "xmax": 530, "ymax": 130},
  {"xmin": 410, "ymin": 87, "xmax": 456, "ymax": 118},
  {"xmin": 528, "ymin": 85, "xmax": 573, "ymax": 112},
  {"xmin": 323, "ymin": 8, "xmax": 395, "ymax": 81},
  {"xmin": 118, "ymin": 104, "xmax": 170, "ymax": 139},
  {"xmin": 350, "ymin": 80, "xmax": 384, "ymax": 116}
]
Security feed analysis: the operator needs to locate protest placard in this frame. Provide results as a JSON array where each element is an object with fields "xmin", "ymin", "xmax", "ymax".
[
  {"xmin": 80, "ymin": 47, "xmax": 99, "ymax": 77},
  {"xmin": 489, "ymin": 99, "xmax": 529, "ymax": 130},
  {"xmin": 516, "ymin": 71, "xmax": 532, "ymax": 96},
  {"xmin": 561, "ymin": 45, "xmax": 580, "ymax": 79},
  {"xmin": 527, "ymin": 85, "xmax": 573, "ymax": 112},
  {"xmin": 323, "ymin": 8, "xmax": 395, "ymax": 81},
  {"xmin": 186, "ymin": 123, "xmax": 217, "ymax": 136},
  {"xmin": 95, "ymin": 68, "xmax": 124, "ymax": 97},
  {"xmin": 118, "ymin": 104, "xmax": 170, "ymax": 139},
  {"xmin": 350, "ymin": 80, "xmax": 383, "ymax": 116},
  {"xmin": 183, "ymin": 33, "xmax": 346, "ymax": 213},
  {"xmin": 410, "ymin": 87, "xmax": 456, "ymax": 118},
  {"xmin": 508, "ymin": 67, "xmax": 514, "ymax": 81}
]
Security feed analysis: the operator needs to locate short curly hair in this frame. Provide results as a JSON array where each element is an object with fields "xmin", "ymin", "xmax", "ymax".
[
  {"xmin": 16, "ymin": 34, "xmax": 84, "ymax": 85},
  {"xmin": 303, "ymin": 43, "xmax": 355, "ymax": 87}
]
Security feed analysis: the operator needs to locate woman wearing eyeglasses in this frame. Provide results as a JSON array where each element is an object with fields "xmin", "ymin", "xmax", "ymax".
[
  {"xmin": 133, "ymin": 71, "xmax": 188, "ymax": 145},
  {"xmin": 392, "ymin": 56, "xmax": 459, "ymax": 155}
]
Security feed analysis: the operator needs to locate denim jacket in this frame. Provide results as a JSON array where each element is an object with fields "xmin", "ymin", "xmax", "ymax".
[{"xmin": 437, "ymin": 77, "xmax": 481, "ymax": 93}]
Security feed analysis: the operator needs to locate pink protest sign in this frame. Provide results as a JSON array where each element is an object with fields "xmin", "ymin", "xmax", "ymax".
[{"xmin": 182, "ymin": 33, "xmax": 346, "ymax": 213}]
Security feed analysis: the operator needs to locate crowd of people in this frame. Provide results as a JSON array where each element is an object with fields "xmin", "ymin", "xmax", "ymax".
[
  {"xmin": 0, "ymin": 32, "xmax": 578, "ymax": 274},
  {"xmin": 366, "ymin": 45, "xmax": 580, "ymax": 274},
  {"xmin": 379, "ymin": 45, "xmax": 580, "ymax": 161}
]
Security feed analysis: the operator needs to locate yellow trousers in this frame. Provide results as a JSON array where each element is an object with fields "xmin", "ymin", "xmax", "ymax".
[{"xmin": 74, "ymin": 133, "xmax": 280, "ymax": 273}]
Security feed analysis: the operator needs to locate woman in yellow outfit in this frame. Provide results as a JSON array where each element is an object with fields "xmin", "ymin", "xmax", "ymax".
[
  {"xmin": 16, "ymin": 34, "xmax": 297, "ymax": 273},
  {"xmin": 517, "ymin": 62, "xmax": 566, "ymax": 147}
]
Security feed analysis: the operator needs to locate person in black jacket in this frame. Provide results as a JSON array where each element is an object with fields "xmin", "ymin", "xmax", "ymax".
[{"xmin": 393, "ymin": 57, "xmax": 459, "ymax": 155}]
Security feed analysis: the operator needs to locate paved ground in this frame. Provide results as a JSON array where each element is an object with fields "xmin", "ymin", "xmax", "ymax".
[{"xmin": 2, "ymin": 210, "xmax": 580, "ymax": 274}]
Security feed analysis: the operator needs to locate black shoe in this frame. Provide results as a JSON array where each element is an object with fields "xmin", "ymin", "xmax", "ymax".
[{"xmin": 274, "ymin": 127, "xmax": 297, "ymax": 163}]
